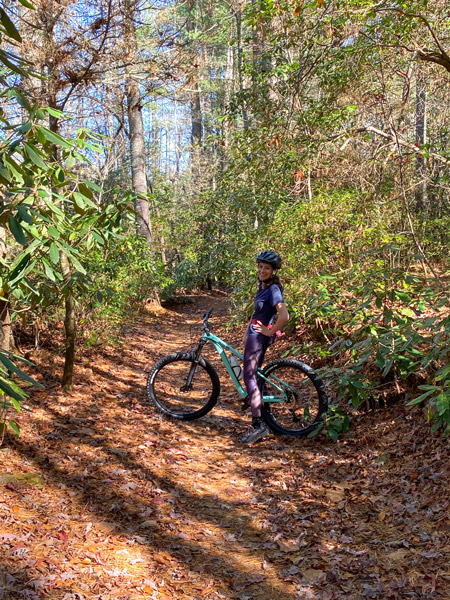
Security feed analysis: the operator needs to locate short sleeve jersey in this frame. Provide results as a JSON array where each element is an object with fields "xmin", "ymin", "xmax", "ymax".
[{"xmin": 250, "ymin": 282, "xmax": 284, "ymax": 331}]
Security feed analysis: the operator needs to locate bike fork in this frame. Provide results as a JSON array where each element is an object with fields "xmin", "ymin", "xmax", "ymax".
[{"xmin": 180, "ymin": 339, "xmax": 206, "ymax": 392}]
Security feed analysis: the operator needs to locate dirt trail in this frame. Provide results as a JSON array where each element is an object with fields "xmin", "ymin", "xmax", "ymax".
[{"xmin": 1, "ymin": 291, "xmax": 449, "ymax": 600}]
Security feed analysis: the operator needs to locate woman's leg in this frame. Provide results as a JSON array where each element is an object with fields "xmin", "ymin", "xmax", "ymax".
[{"xmin": 243, "ymin": 333, "xmax": 270, "ymax": 418}]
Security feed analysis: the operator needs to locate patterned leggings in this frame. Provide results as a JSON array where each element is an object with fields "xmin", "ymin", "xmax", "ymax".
[{"xmin": 243, "ymin": 332, "xmax": 271, "ymax": 418}]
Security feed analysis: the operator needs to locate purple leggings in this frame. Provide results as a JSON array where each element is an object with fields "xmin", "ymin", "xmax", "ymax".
[{"xmin": 243, "ymin": 332, "xmax": 271, "ymax": 418}]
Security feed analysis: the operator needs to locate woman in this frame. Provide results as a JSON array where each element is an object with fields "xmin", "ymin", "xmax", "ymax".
[{"xmin": 241, "ymin": 250, "xmax": 289, "ymax": 444}]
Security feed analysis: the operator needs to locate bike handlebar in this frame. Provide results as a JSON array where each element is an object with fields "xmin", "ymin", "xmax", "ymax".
[{"xmin": 203, "ymin": 307, "xmax": 213, "ymax": 330}]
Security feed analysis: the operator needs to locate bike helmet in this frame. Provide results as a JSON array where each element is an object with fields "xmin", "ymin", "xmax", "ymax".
[{"xmin": 256, "ymin": 250, "xmax": 282, "ymax": 269}]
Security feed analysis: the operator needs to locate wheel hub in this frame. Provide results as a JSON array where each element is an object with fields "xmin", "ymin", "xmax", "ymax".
[{"xmin": 284, "ymin": 386, "xmax": 301, "ymax": 410}]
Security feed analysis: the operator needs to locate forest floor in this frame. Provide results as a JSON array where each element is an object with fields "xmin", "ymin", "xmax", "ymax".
[{"xmin": 1, "ymin": 290, "xmax": 450, "ymax": 600}]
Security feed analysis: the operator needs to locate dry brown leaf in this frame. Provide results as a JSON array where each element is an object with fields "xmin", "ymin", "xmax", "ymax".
[{"xmin": 276, "ymin": 538, "xmax": 301, "ymax": 553}]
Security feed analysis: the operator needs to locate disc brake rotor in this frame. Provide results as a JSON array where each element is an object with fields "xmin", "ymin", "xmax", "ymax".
[{"xmin": 283, "ymin": 386, "xmax": 301, "ymax": 410}]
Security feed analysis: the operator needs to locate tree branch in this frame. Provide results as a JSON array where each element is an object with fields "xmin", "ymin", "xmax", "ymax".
[
  {"xmin": 375, "ymin": 7, "xmax": 450, "ymax": 73},
  {"xmin": 356, "ymin": 125, "xmax": 449, "ymax": 166}
]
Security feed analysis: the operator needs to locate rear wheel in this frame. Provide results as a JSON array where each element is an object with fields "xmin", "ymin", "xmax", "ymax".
[
  {"xmin": 260, "ymin": 358, "xmax": 328, "ymax": 436},
  {"xmin": 147, "ymin": 352, "xmax": 220, "ymax": 420}
]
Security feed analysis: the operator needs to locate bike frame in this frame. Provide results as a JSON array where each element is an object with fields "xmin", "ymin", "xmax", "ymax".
[{"xmin": 196, "ymin": 329, "xmax": 288, "ymax": 403}]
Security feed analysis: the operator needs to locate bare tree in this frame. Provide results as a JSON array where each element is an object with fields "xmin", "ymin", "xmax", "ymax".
[{"xmin": 122, "ymin": 0, "xmax": 153, "ymax": 244}]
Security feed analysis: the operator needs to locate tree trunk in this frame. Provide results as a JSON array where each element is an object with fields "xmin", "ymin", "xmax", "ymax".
[
  {"xmin": 123, "ymin": 0, "xmax": 153, "ymax": 244},
  {"xmin": 0, "ymin": 227, "xmax": 11, "ymax": 353},
  {"xmin": 187, "ymin": 0, "xmax": 203, "ymax": 188},
  {"xmin": 0, "ymin": 298, "xmax": 11, "ymax": 354},
  {"xmin": 60, "ymin": 251, "xmax": 76, "ymax": 391},
  {"xmin": 415, "ymin": 66, "xmax": 428, "ymax": 212},
  {"xmin": 191, "ymin": 83, "xmax": 203, "ymax": 147},
  {"xmin": 49, "ymin": 109, "xmax": 77, "ymax": 391},
  {"xmin": 235, "ymin": 7, "xmax": 248, "ymax": 130},
  {"xmin": 127, "ymin": 82, "xmax": 153, "ymax": 243},
  {"xmin": 222, "ymin": 41, "xmax": 234, "ymax": 152}
]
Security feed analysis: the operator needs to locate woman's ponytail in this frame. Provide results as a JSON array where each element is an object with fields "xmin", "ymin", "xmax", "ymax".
[{"xmin": 264, "ymin": 273, "xmax": 283, "ymax": 291}]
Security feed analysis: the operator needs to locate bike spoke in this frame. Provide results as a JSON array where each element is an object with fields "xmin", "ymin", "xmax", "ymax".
[
  {"xmin": 261, "ymin": 359, "xmax": 327, "ymax": 436},
  {"xmin": 147, "ymin": 353, "xmax": 220, "ymax": 420}
]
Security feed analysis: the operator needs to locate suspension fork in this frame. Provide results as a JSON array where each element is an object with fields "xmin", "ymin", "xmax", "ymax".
[{"xmin": 180, "ymin": 337, "xmax": 207, "ymax": 392}]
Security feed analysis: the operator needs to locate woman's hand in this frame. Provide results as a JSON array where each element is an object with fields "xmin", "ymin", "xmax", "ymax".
[
  {"xmin": 252, "ymin": 320, "xmax": 273, "ymax": 337},
  {"xmin": 253, "ymin": 304, "xmax": 289, "ymax": 337}
]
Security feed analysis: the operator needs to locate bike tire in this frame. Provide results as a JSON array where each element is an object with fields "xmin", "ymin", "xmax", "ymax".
[
  {"xmin": 147, "ymin": 352, "xmax": 220, "ymax": 420},
  {"xmin": 260, "ymin": 358, "xmax": 328, "ymax": 436}
]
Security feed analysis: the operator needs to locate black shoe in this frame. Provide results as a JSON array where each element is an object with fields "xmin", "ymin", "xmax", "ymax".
[{"xmin": 241, "ymin": 418, "xmax": 268, "ymax": 444}]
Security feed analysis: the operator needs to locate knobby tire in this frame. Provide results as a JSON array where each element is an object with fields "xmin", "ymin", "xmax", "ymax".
[
  {"xmin": 260, "ymin": 358, "xmax": 328, "ymax": 436},
  {"xmin": 147, "ymin": 352, "xmax": 220, "ymax": 420}
]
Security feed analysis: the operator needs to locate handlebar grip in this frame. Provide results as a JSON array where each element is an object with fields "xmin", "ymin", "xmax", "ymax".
[{"xmin": 203, "ymin": 307, "xmax": 213, "ymax": 321}]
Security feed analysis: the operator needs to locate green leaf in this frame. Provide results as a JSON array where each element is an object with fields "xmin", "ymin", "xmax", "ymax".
[
  {"xmin": 436, "ymin": 364, "xmax": 450, "ymax": 382},
  {"xmin": 48, "ymin": 225, "xmax": 60, "ymax": 239},
  {"xmin": 382, "ymin": 359, "xmax": 393, "ymax": 378},
  {"xmin": 9, "ymin": 216, "xmax": 28, "ymax": 245},
  {"xmin": 42, "ymin": 197, "xmax": 65, "ymax": 218},
  {"xmin": 0, "ymin": 8, "xmax": 22, "ymax": 42},
  {"xmin": 68, "ymin": 254, "xmax": 86, "ymax": 274},
  {"xmin": 18, "ymin": 121, "xmax": 32, "ymax": 134},
  {"xmin": 24, "ymin": 142, "xmax": 48, "ymax": 171},
  {"xmin": 0, "ymin": 353, "xmax": 43, "ymax": 388},
  {"xmin": 395, "ymin": 291, "xmax": 412, "ymax": 303},
  {"xmin": 375, "ymin": 352, "xmax": 385, "ymax": 369},
  {"xmin": 8, "ymin": 254, "xmax": 31, "ymax": 285},
  {"xmin": 49, "ymin": 242, "xmax": 59, "ymax": 264},
  {"xmin": 43, "ymin": 260, "xmax": 57, "ymax": 282},
  {"xmin": 436, "ymin": 395, "xmax": 449, "ymax": 416},
  {"xmin": 92, "ymin": 231, "xmax": 104, "ymax": 245},
  {"xmin": 17, "ymin": 0, "xmax": 35, "ymax": 9},
  {"xmin": 7, "ymin": 420, "xmax": 20, "ymax": 436},
  {"xmin": 407, "ymin": 389, "xmax": 434, "ymax": 406},
  {"xmin": 431, "ymin": 418, "xmax": 443, "ymax": 433},
  {"xmin": 45, "ymin": 106, "xmax": 64, "ymax": 118},
  {"xmin": 55, "ymin": 167, "xmax": 65, "ymax": 183},
  {"xmin": 17, "ymin": 205, "xmax": 33, "ymax": 224},
  {"xmin": 328, "ymin": 428, "xmax": 338, "ymax": 441},
  {"xmin": 0, "ymin": 48, "xmax": 27, "ymax": 75},
  {"xmin": 3, "ymin": 154, "xmax": 25, "ymax": 180},
  {"xmin": 65, "ymin": 154, "xmax": 76, "ymax": 169},
  {"xmin": 0, "ymin": 163, "xmax": 11, "ymax": 183},
  {"xmin": 74, "ymin": 191, "xmax": 96, "ymax": 209},
  {"xmin": 349, "ymin": 378, "xmax": 364, "ymax": 389},
  {"xmin": 81, "ymin": 179, "xmax": 102, "ymax": 193},
  {"xmin": 56, "ymin": 242, "xmax": 86, "ymax": 275},
  {"xmin": 73, "ymin": 192, "xmax": 86, "ymax": 209},
  {"xmin": 10, "ymin": 396, "xmax": 21, "ymax": 412},
  {"xmin": 10, "ymin": 88, "xmax": 31, "ymax": 111},
  {"xmin": 0, "ymin": 377, "xmax": 25, "ymax": 402},
  {"xmin": 36, "ymin": 126, "xmax": 72, "ymax": 149}
]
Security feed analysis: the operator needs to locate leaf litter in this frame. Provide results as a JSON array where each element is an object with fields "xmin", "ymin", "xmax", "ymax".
[{"xmin": 1, "ymin": 291, "xmax": 449, "ymax": 599}]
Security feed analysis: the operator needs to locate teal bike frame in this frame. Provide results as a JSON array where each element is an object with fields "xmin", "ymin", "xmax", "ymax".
[{"xmin": 197, "ymin": 329, "xmax": 288, "ymax": 404}]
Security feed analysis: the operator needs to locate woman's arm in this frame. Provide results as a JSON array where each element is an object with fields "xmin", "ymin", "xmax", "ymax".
[{"xmin": 252, "ymin": 302, "xmax": 289, "ymax": 337}]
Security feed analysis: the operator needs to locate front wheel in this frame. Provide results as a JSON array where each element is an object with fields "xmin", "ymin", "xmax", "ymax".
[
  {"xmin": 260, "ymin": 358, "xmax": 328, "ymax": 436},
  {"xmin": 147, "ymin": 352, "xmax": 220, "ymax": 420}
]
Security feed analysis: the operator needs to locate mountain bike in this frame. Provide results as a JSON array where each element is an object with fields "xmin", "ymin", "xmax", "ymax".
[{"xmin": 146, "ymin": 308, "xmax": 328, "ymax": 436}]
